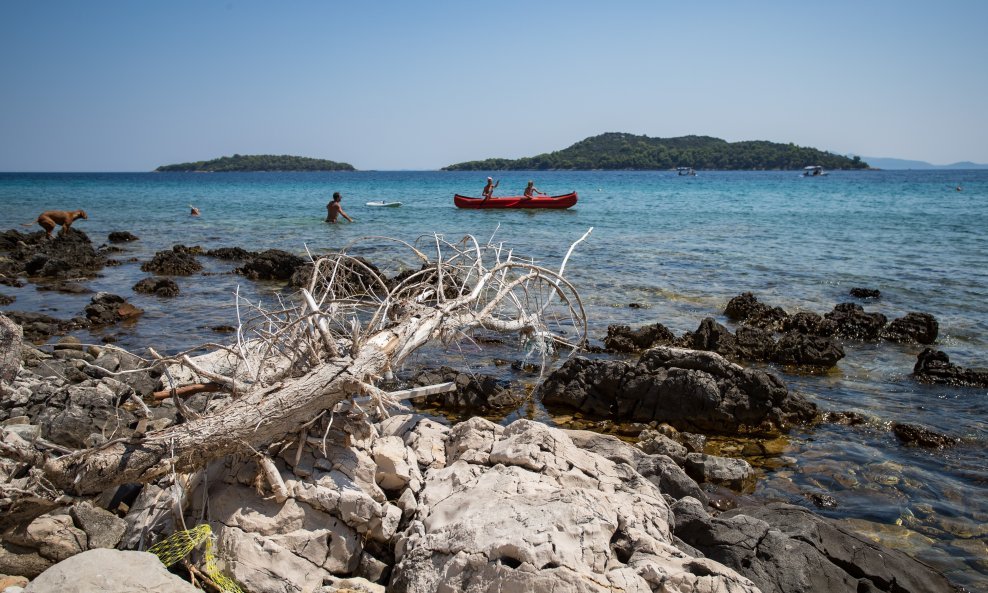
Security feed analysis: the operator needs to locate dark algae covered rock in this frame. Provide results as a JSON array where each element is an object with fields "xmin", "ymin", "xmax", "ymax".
[{"xmin": 537, "ymin": 346, "xmax": 816, "ymax": 435}]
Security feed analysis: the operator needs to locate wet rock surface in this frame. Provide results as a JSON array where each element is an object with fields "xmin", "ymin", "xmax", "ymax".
[
  {"xmin": 405, "ymin": 366, "xmax": 524, "ymax": 412},
  {"xmin": 891, "ymin": 422, "xmax": 959, "ymax": 449},
  {"xmin": 132, "ymin": 277, "xmax": 179, "ymax": 297},
  {"xmin": 849, "ymin": 287, "xmax": 881, "ymax": 299},
  {"xmin": 882, "ymin": 312, "xmax": 939, "ymax": 344},
  {"xmin": 237, "ymin": 249, "xmax": 305, "ymax": 281},
  {"xmin": 83, "ymin": 293, "xmax": 143, "ymax": 326},
  {"xmin": 106, "ymin": 231, "xmax": 139, "ymax": 243},
  {"xmin": 603, "ymin": 322, "xmax": 676, "ymax": 353},
  {"xmin": 913, "ymin": 348, "xmax": 988, "ymax": 388},
  {"xmin": 674, "ymin": 501, "xmax": 958, "ymax": 593},
  {"xmin": 538, "ymin": 346, "xmax": 817, "ymax": 435},
  {"xmin": 205, "ymin": 246, "xmax": 257, "ymax": 261},
  {"xmin": 0, "ymin": 229, "xmax": 105, "ymax": 280},
  {"xmin": 140, "ymin": 246, "xmax": 203, "ymax": 275}
]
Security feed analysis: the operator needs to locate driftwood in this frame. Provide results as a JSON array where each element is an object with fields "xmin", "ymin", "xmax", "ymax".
[
  {"xmin": 2, "ymin": 231, "xmax": 590, "ymax": 505},
  {"xmin": 152, "ymin": 382, "xmax": 223, "ymax": 401}
]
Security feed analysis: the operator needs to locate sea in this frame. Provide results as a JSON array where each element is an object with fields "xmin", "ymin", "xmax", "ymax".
[{"xmin": 1, "ymin": 170, "xmax": 986, "ymax": 589}]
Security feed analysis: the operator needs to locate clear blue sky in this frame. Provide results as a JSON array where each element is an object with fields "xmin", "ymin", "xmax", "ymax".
[{"xmin": 1, "ymin": 0, "xmax": 985, "ymax": 171}]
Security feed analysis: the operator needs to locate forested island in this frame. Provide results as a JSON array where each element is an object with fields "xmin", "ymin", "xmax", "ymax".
[
  {"xmin": 155, "ymin": 154, "xmax": 355, "ymax": 172},
  {"xmin": 443, "ymin": 133, "xmax": 869, "ymax": 171}
]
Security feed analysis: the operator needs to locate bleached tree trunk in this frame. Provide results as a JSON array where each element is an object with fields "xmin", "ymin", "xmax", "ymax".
[{"xmin": 7, "ymin": 231, "xmax": 591, "ymax": 506}]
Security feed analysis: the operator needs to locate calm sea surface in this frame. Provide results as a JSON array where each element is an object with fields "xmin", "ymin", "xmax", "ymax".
[{"xmin": 1, "ymin": 170, "xmax": 987, "ymax": 588}]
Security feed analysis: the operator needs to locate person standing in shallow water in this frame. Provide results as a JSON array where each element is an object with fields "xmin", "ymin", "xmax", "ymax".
[{"xmin": 326, "ymin": 192, "xmax": 353, "ymax": 223}]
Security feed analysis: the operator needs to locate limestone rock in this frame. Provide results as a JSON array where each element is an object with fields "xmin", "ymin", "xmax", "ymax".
[
  {"xmin": 0, "ymin": 314, "xmax": 22, "ymax": 384},
  {"xmin": 21, "ymin": 549, "xmax": 200, "ymax": 593},
  {"xmin": 391, "ymin": 418, "xmax": 759, "ymax": 593},
  {"xmin": 69, "ymin": 503, "xmax": 126, "ymax": 550},
  {"xmin": 209, "ymin": 482, "xmax": 363, "ymax": 592}
]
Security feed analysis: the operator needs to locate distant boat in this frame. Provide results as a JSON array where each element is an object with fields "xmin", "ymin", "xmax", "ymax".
[
  {"xmin": 453, "ymin": 192, "xmax": 578, "ymax": 209},
  {"xmin": 676, "ymin": 166, "xmax": 696, "ymax": 176},
  {"xmin": 366, "ymin": 201, "xmax": 402, "ymax": 207},
  {"xmin": 802, "ymin": 165, "xmax": 828, "ymax": 177}
]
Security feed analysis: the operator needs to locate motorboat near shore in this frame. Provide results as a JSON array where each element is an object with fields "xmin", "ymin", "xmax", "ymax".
[
  {"xmin": 453, "ymin": 192, "xmax": 578, "ymax": 209},
  {"xmin": 802, "ymin": 165, "xmax": 828, "ymax": 177},
  {"xmin": 676, "ymin": 166, "xmax": 696, "ymax": 176}
]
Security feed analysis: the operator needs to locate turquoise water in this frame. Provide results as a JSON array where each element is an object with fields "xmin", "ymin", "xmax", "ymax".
[{"xmin": 2, "ymin": 170, "xmax": 987, "ymax": 588}]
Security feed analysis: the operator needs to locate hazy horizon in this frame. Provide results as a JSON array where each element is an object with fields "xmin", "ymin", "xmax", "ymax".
[{"xmin": 2, "ymin": 1, "xmax": 986, "ymax": 172}]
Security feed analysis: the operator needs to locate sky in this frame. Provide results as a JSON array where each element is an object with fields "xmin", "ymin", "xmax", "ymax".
[{"xmin": 0, "ymin": 0, "xmax": 986, "ymax": 171}]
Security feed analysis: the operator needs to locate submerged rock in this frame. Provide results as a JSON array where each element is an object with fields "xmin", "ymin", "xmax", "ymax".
[{"xmin": 891, "ymin": 422, "xmax": 958, "ymax": 449}]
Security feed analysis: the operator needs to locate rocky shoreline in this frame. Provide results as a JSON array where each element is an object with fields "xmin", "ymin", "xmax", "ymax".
[
  {"xmin": 0, "ymin": 324, "xmax": 961, "ymax": 592},
  {"xmin": 0, "ymin": 228, "xmax": 976, "ymax": 591}
]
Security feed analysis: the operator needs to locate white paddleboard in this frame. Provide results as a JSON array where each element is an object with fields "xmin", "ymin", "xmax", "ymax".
[{"xmin": 366, "ymin": 201, "xmax": 402, "ymax": 207}]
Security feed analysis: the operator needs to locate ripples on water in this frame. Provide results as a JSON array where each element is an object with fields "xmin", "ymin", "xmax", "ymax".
[{"xmin": 1, "ymin": 170, "xmax": 987, "ymax": 589}]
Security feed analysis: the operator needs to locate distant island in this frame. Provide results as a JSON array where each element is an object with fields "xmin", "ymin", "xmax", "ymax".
[
  {"xmin": 442, "ymin": 133, "xmax": 869, "ymax": 171},
  {"xmin": 155, "ymin": 154, "xmax": 355, "ymax": 172},
  {"xmin": 860, "ymin": 156, "xmax": 988, "ymax": 170}
]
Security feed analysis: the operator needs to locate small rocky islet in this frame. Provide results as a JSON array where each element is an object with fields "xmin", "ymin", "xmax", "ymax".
[{"xmin": 0, "ymin": 228, "xmax": 978, "ymax": 592}]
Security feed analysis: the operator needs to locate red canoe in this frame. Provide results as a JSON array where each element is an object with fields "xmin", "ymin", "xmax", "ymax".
[{"xmin": 454, "ymin": 191, "xmax": 578, "ymax": 209}]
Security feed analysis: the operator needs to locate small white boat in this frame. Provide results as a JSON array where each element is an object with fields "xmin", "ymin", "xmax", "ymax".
[
  {"xmin": 365, "ymin": 201, "xmax": 402, "ymax": 207},
  {"xmin": 802, "ymin": 165, "xmax": 827, "ymax": 177},
  {"xmin": 676, "ymin": 166, "xmax": 696, "ymax": 176}
]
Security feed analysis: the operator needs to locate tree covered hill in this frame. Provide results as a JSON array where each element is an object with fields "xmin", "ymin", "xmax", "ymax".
[
  {"xmin": 155, "ymin": 154, "xmax": 355, "ymax": 172},
  {"xmin": 442, "ymin": 133, "xmax": 869, "ymax": 171}
]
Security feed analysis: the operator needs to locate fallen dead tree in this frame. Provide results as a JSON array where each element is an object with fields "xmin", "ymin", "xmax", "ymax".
[{"xmin": 2, "ymin": 230, "xmax": 590, "ymax": 507}]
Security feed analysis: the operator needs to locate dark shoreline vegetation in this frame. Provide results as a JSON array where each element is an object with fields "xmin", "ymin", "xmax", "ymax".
[
  {"xmin": 443, "ymin": 132, "xmax": 870, "ymax": 171},
  {"xmin": 154, "ymin": 153, "xmax": 355, "ymax": 172},
  {"xmin": 152, "ymin": 133, "xmax": 869, "ymax": 173},
  {"xmin": 0, "ymin": 228, "xmax": 978, "ymax": 592}
]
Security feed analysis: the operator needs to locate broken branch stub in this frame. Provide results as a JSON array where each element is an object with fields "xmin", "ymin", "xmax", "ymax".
[{"xmin": 34, "ymin": 232, "xmax": 590, "ymax": 496}]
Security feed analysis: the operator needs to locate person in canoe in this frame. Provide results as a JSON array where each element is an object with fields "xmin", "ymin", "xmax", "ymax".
[
  {"xmin": 523, "ymin": 180, "xmax": 545, "ymax": 199},
  {"xmin": 482, "ymin": 177, "xmax": 499, "ymax": 200},
  {"xmin": 326, "ymin": 192, "xmax": 354, "ymax": 223}
]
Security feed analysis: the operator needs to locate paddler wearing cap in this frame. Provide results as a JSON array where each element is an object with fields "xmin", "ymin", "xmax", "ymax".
[{"xmin": 482, "ymin": 176, "xmax": 499, "ymax": 201}]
